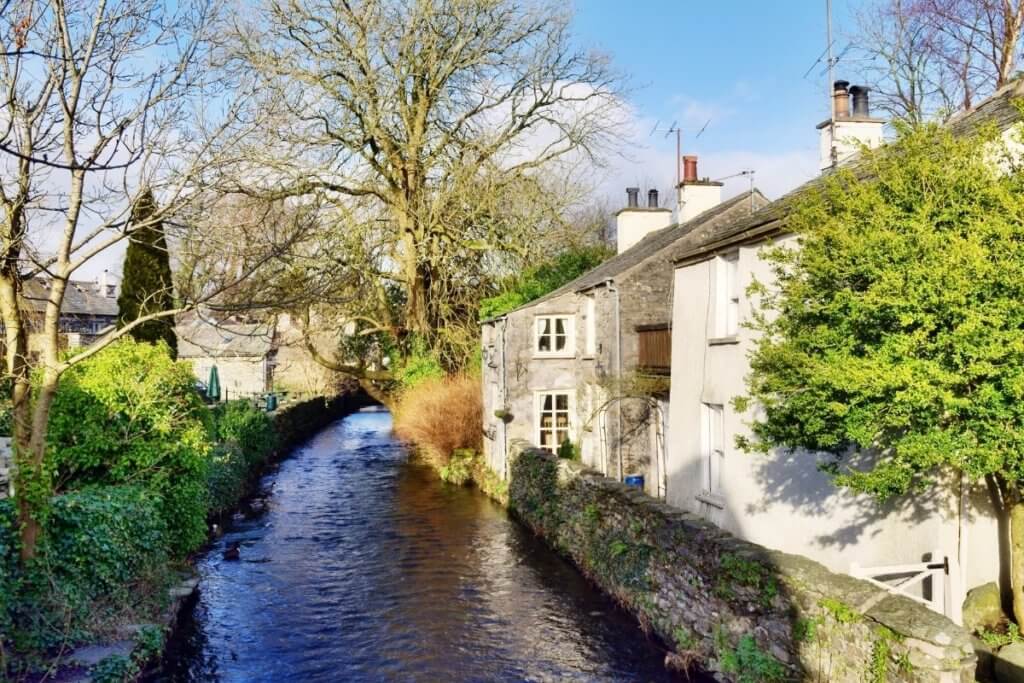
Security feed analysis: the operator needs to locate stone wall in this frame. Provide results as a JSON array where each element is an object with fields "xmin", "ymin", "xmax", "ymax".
[
  {"xmin": 272, "ymin": 385, "xmax": 373, "ymax": 454},
  {"xmin": 508, "ymin": 447, "xmax": 976, "ymax": 682}
]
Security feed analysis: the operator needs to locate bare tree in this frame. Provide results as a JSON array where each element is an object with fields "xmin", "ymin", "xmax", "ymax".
[
  {"xmin": 854, "ymin": 0, "xmax": 1024, "ymax": 122},
  {"xmin": 0, "ymin": 0, "xmax": 294, "ymax": 560},
  {"xmin": 217, "ymin": 0, "xmax": 626, "ymax": 397}
]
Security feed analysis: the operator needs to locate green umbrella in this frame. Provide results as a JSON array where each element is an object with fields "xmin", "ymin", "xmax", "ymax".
[{"xmin": 207, "ymin": 365, "xmax": 221, "ymax": 401}]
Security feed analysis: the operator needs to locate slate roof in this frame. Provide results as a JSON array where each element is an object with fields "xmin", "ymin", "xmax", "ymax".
[
  {"xmin": 496, "ymin": 189, "xmax": 770, "ymax": 317},
  {"xmin": 671, "ymin": 78, "xmax": 1024, "ymax": 267},
  {"xmin": 176, "ymin": 317, "xmax": 274, "ymax": 359},
  {"xmin": 22, "ymin": 278, "xmax": 118, "ymax": 317}
]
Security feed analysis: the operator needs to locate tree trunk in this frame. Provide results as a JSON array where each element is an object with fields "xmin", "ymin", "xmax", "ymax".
[{"xmin": 1010, "ymin": 494, "xmax": 1024, "ymax": 626}]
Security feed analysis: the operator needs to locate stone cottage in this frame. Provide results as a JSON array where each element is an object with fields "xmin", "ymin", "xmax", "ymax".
[
  {"xmin": 177, "ymin": 314, "xmax": 277, "ymax": 399},
  {"xmin": 21, "ymin": 272, "xmax": 119, "ymax": 352},
  {"xmin": 666, "ymin": 79, "xmax": 1024, "ymax": 625},
  {"xmin": 481, "ymin": 165, "xmax": 767, "ymax": 496}
]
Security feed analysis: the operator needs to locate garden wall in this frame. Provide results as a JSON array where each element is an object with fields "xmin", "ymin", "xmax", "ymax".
[
  {"xmin": 508, "ymin": 446, "xmax": 976, "ymax": 682},
  {"xmin": 272, "ymin": 386, "xmax": 373, "ymax": 454}
]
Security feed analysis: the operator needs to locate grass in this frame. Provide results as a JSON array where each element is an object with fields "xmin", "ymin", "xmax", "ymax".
[{"xmin": 393, "ymin": 373, "xmax": 482, "ymax": 472}]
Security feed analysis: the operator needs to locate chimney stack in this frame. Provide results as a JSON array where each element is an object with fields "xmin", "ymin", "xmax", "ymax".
[
  {"xmin": 626, "ymin": 187, "xmax": 639, "ymax": 208},
  {"xmin": 849, "ymin": 85, "xmax": 870, "ymax": 117},
  {"xmin": 832, "ymin": 80, "xmax": 850, "ymax": 118},
  {"xmin": 677, "ymin": 154, "xmax": 723, "ymax": 223},
  {"xmin": 615, "ymin": 186, "xmax": 671, "ymax": 254},
  {"xmin": 683, "ymin": 155, "xmax": 698, "ymax": 183},
  {"xmin": 818, "ymin": 79, "xmax": 885, "ymax": 172}
]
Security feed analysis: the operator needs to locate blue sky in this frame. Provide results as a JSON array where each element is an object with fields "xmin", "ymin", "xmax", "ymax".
[{"xmin": 573, "ymin": 0, "xmax": 861, "ymax": 203}]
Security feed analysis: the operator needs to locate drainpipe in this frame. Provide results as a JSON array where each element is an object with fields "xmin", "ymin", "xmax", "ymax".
[
  {"xmin": 499, "ymin": 317, "xmax": 509, "ymax": 481},
  {"xmin": 605, "ymin": 279, "xmax": 622, "ymax": 481},
  {"xmin": 653, "ymin": 399, "xmax": 668, "ymax": 499},
  {"xmin": 954, "ymin": 472, "xmax": 968, "ymax": 625}
]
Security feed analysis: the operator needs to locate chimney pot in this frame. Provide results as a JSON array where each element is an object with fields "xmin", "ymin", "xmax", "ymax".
[
  {"xmin": 682, "ymin": 155, "xmax": 698, "ymax": 183},
  {"xmin": 647, "ymin": 189, "xmax": 659, "ymax": 208},
  {"xmin": 833, "ymin": 80, "xmax": 850, "ymax": 119},
  {"xmin": 849, "ymin": 85, "xmax": 870, "ymax": 117},
  {"xmin": 626, "ymin": 187, "xmax": 639, "ymax": 208}
]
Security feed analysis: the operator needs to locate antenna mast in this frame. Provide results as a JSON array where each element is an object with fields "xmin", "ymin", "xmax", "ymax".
[{"xmin": 826, "ymin": 0, "xmax": 837, "ymax": 165}]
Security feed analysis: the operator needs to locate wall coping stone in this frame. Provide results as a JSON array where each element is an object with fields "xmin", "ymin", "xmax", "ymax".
[{"xmin": 508, "ymin": 447, "xmax": 977, "ymax": 681}]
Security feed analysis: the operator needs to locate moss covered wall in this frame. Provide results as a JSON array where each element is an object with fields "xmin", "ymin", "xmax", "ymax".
[{"xmin": 508, "ymin": 447, "xmax": 976, "ymax": 682}]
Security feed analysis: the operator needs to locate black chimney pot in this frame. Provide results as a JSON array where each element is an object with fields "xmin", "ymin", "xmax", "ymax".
[
  {"xmin": 850, "ymin": 85, "xmax": 870, "ymax": 117},
  {"xmin": 626, "ymin": 187, "xmax": 639, "ymax": 208},
  {"xmin": 647, "ymin": 189, "xmax": 659, "ymax": 208}
]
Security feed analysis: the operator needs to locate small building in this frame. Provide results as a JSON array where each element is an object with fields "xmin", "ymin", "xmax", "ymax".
[
  {"xmin": 481, "ymin": 172, "xmax": 767, "ymax": 495},
  {"xmin": 22, "ymin": 272, "xmax": 119, "ymax": 351},
  {"xmin": 177, "ymin": 315, "xmax": 276, "ymax": 399}
]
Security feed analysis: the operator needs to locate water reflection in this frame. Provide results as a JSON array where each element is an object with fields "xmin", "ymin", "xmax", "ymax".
[{"xmin": 156, "ymin": 408, "xmax": 693, "ymax": 682}]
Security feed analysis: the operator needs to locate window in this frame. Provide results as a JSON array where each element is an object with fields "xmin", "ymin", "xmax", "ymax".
[
  {"xmin": 584, "ymin": 296, "xmax": 596, "ymax": 356},
  {"xmin": 702, "ymin": 403, "xmax": 725, "ymax": 497},
  {"xmin": 535, "ymin": 315, "xmax": 573, "ymax": 356},
  {"xmin": 537, "ymin": 391, "xmax": 572, "ymax": 452},
  {"xmin": 714, "ymin": 253, "xmax": 740, "ymax": 339}
]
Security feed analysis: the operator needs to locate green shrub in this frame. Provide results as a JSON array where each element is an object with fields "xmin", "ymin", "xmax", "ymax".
[
  {"xmin": 0, "ymin": 498, "xmax": 19, "ymax": 661},
  {"xmin": 47, "ymin": 339, "xmax": 212, "ymax": 556},
  {"xmin": 479, "ymin": 245, "xmax": 612, "ymax": 319},
  {"xmin": 8, "ymin": 486, "xmax": 170, "ymax": 655},
  {"xmin": 718, "ymin": 634, "xmax": 786, "ymax": 683},
  {"xmin": 394, "ymin": 338, "xmax": 445, "ymax": 390},
  {"xmin": 206, "ymin": 444, "xmax": 250, "ymax": 516},
  {"xmin": 439, "ymin": 449, "xmax": 475, "ymax": 485},
  {"xmin": 212, "ymin": 400, "xmax": 277, "ymax": 463}
]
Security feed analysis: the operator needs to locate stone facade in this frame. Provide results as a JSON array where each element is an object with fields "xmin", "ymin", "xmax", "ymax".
[
  {"xmin": 481, "ymin": 192, "xmax": 767, "ymax": 496},
  {"xmin": 508, "ymin": 446, "xmax": 977, "ymax": 682}
]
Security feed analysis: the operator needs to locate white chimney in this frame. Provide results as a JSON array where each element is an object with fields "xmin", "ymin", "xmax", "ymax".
[
  {"xmin": 819, "ymin": 81, "xmax": 885, "ymax": 171},
  {"xmin": 615, "ymin": 187, "xmax": 672, "ymax": 254},
  {"xmin": 98, "ymin": 270, "xmax": 109, "ymax": 297},
  {"xmin": 677, "ymin": 155, "xmax": 723, "ymax": 223}
]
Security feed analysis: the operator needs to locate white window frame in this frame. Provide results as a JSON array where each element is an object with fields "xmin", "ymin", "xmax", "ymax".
[
  {"xmin": 534, "ymin": 314, "xmax": 575, "ymax": 357},
  {"xmin": 535, "ymin": 390, "xmax": 574, "ymax": 453},
  {"xmin": 699, "ymin": 403, "xmax": 725, "ymax": 504},
  {"xmin": 712, "ymin": 252, "xmax": 740, "ymax": 340}
]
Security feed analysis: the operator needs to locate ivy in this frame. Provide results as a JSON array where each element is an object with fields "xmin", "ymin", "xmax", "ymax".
[
  {"xmin": 715, "ymin": 553, "xmax": 778, "ymax": 608},
  {"xmin": 716, "ymin": 633, "xmax": 786, "ymax": 683}
]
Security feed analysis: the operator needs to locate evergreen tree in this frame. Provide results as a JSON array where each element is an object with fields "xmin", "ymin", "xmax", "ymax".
[{"xmin": 117, "ymin": 189, "xmax": 177, "ymax": 356}]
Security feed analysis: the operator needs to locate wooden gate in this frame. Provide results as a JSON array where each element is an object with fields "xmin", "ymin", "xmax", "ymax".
[{"xmin": 850, "ymin": 550, "xmax": 959, "ymax": 623}]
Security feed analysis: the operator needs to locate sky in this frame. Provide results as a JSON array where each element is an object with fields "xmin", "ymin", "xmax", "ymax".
[
  {"xmin": 78, "ymin": 0, "xmax": 864, "ymax": 280},
  {"xmin": 573, "ymin": 0, "xmax": 862, "ymax": 206}
]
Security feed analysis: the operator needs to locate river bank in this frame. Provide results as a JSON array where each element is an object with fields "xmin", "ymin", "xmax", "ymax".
[
  {"xmin": 1, "ymin": 390, "xmax": 371, "ymax": 683},
  {"xmin": 151, "ymin": 409, "xmax": 691, "ymax": 681}
]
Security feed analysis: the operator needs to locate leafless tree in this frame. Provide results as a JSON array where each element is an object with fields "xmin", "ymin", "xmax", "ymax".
[
  {"xmin": 0, "ymin": 0, "xmax": 295, "ymax": 560},
  {"xmin": 216, "ymin": 0, "xmax": 626, "ymax": 399},
  {"xmin": 854, "ymin": 0, "xmax": 1024, "ymax": 122}
]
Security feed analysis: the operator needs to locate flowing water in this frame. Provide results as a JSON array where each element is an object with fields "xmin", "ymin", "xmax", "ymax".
[{"xmin": 155, "ymin": 408, "xmax": 701, "ymax": 682}]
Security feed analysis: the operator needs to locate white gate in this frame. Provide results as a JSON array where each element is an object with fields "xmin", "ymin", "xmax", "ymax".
[{"xmin": 850, "ymin": 550, "xmax": 960, "ymax": 623}]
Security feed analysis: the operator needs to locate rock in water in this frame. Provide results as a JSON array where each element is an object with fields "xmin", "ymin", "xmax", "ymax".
[{"xmin": 223, "ymin": 542, "xmax": 241, "ymax": 561}]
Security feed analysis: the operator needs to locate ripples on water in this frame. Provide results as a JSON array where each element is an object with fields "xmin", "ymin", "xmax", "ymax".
[{"xmin": 157, "ymin": 408, "xmax": 693, "ymax": 682}]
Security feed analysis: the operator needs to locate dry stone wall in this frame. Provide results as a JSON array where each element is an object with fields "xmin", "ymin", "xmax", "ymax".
[{"xmin": 508, "ymin": 446, "xmax": 976, "ymax": 682}]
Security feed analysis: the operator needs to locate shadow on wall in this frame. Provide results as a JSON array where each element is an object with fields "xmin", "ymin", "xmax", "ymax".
[
  {"xmin": 745, "ymin": 446, "xmax": 961, "ymax": 550},
  {"xmin": 507, "ymin": 446, "xmax": 977, "ymax": 682}
]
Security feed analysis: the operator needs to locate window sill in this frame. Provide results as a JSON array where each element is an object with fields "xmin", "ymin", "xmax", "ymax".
[
  {"xmin": 533, "ymin": 352, "xmax": 576, "ymax": 360},
  {"xmin": 696, "ymin": 492, "xmax": 725, "ymax": 509},
  {"xmin": 708, "ymin": 336, "xmax": 739, "ymax": 346}
]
